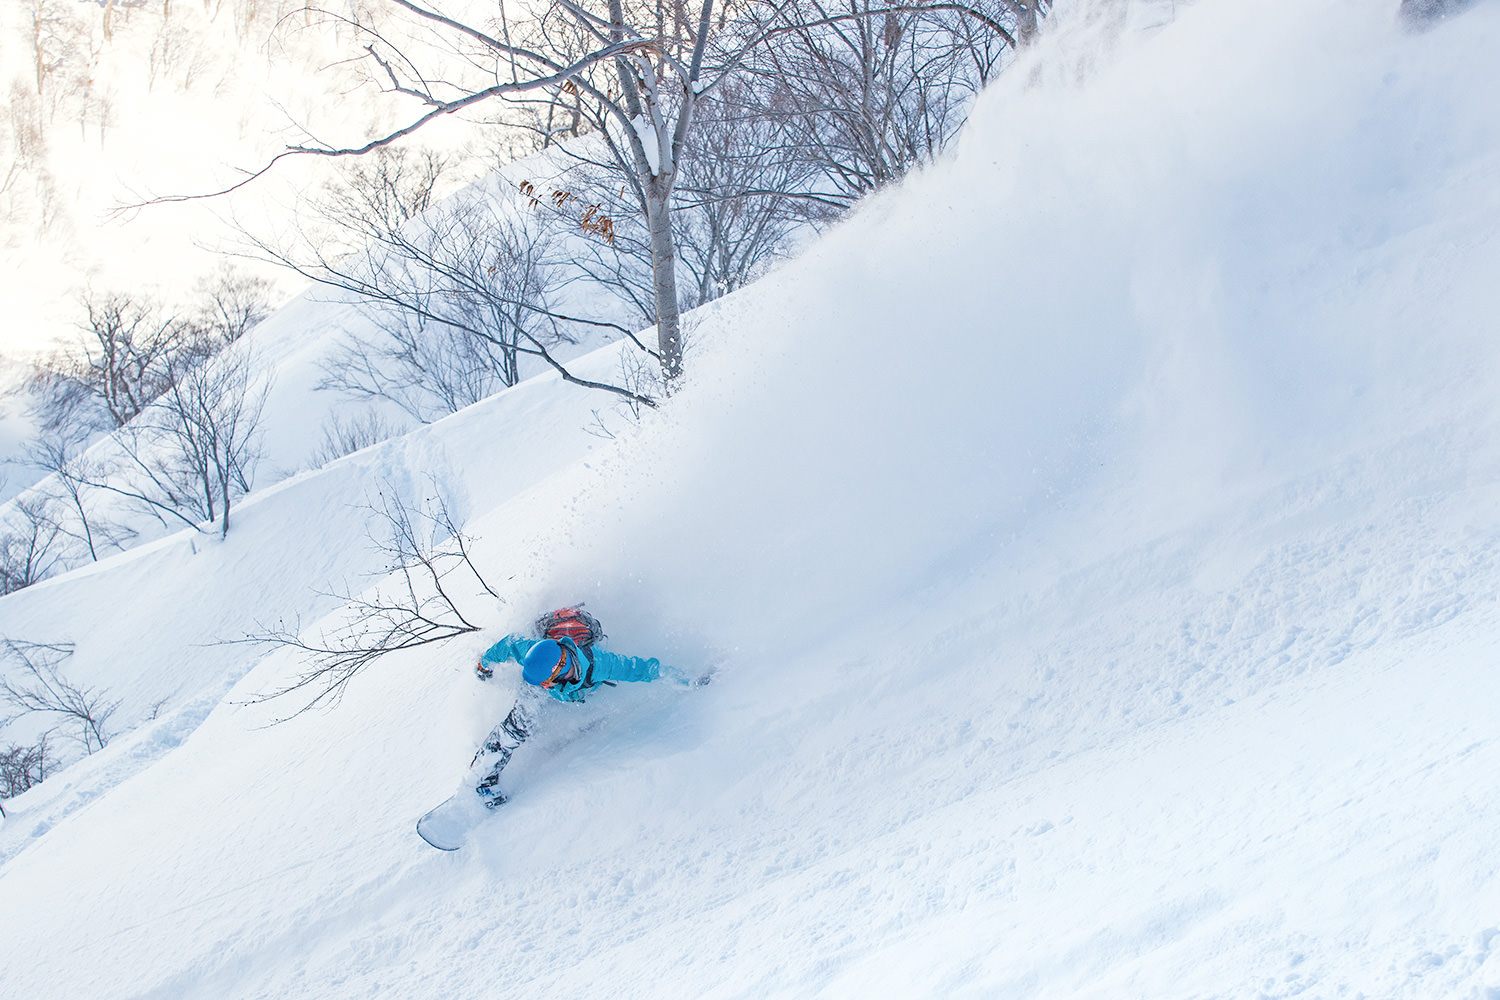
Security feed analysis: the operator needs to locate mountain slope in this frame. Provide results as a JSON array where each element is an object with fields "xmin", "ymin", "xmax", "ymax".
[{"xmin": 2, "ymin": 0, "xmax": 1500, "ymax": 997}]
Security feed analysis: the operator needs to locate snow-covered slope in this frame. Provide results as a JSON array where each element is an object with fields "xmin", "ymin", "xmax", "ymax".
[{"xmin": 4, "ymin": 0, "xmax": 1500, "ymax": 996}]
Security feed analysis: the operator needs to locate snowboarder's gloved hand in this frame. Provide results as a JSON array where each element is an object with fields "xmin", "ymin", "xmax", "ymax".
[{"xmin": 475, "ymin": 659, "xmax": 494, "ymax": 681}]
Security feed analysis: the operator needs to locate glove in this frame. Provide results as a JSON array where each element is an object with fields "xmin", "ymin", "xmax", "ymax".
[{"xmin": 475, "ymin": 659, "xmax": 494, "ymax": 681}]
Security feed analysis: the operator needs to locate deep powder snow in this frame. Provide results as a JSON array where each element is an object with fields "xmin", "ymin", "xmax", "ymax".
[{"xmin": 2, "ymin": 1, "xmax": 1500, "ymax": 997}]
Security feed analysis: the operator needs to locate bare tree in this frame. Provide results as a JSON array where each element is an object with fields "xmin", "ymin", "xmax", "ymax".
[
  {"xmin": 313, "ymin": 206, "xmax": 561, "ymax": 419},
  {"xmin": 82, "ymin": 344, "xmax": 270, "ymax": 538},
  {"xmin": 0, "ymin": 496, "xmax": 67, "ymax": 594},
  {"xmin": 585, "ymin": 340, "xmax": 667, "ymax": 438},
  {"xmin": 744, "ymin": 0, "xmax": 1039, "ymax": 207},
  {"xmin": 252, "ymin": 155, "xmax": 657, "ymax": 411},
  {"xmin": 319, "ymin": 311, "xmax": 519, "ymax": 425},
  {"xmin": 21, "ymin": 433, "xmax": 135, "ymax": 564},
  {"xmin": 671, "ymin": 83, "xmax": 829, "ymax": 307},
  {"xmin": 0, "ymin": 640, "xmax": 113, "ymax": 754},
  {"xmin": 506, "ymin": 87, "xmax": 813, "ymax": 324},
  {"xmin": 27, "ymin": 274, "xmax": 278, "ymax": 438},
  {"xmin": 240, "ymin": 0, "xmax": 722, "ymax": 383},
  {"xmin": 250, "ymin": 148, "xmax": 541, "ymax": 420},
  {"xmin": 0, "ymin": 733, "xmax": 50, "ymax": 806},
  {"xmin": 4, "ymin": 81, "xmax": 59, "ymax": 232},
  {"xmin": 148, "ymin": 6, "xmax": 217, "ymax": 93},
  {"xmin": 190, "ymin": 264, "xmax": 277, "ymax": 345},
  {"xmin": 29, "ymin": 0, "xmax": 75, "ymax": 105},
  {"xmin": 74, "ymin": 291, "xmax": 186, "ymax": 429},
  {"xmin": 198, "ymin": 2, "xmax": 767, "ymax": 382},
  {"xmin": 513, "ymin": 169, "xmax": 659, "ymax": 334},
  {"xmin": 6, "ymin": 277, "xmax": 273, "ymax": 575},
  {"xmin": 238, "ymin": 484, "xmax": 500, "ymax": 717},
  {"xmin": 315, "ymin": 146, "xmax": 451, "ymax": 234},
  {"xmin": 22, "ymin": 359, "xmax": 98, "ymax": 439}
]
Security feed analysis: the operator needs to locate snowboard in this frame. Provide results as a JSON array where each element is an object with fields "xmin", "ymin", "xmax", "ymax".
[{"xmin": 416, "ymin": 790, "xmax": 502, "ymax": 851}]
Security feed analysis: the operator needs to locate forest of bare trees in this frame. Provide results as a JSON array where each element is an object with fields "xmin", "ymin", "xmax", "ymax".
[
  {"xmin": 211, "ymin": 0, "xmax": 1048, "ymax": 393},
  {"xmin": 1, "ymin": 267, "xmax": 276, "ymax": 596}
]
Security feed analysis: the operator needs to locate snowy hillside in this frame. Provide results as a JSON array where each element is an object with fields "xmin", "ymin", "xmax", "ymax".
[{"xmin": 4, "ymin": 0, "xmax": 1500, "ymax": 997}]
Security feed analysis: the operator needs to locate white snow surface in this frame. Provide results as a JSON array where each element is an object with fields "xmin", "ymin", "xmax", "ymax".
[{"xmin": 4, "ymin": 0, "xmax": 1500, "ymax": 997}]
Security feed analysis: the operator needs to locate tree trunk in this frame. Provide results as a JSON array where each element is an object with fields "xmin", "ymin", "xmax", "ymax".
[
  {"xmin": 645, "ymin": 179, "xmax": 683, "ymax": 382},
  {"xmin": 33, "ymin": 6, "xmax": 44, "ymax": 97},
  {"xmin": 1015, "ymin": 2, "xmax": 1039, "ymax": 45}
]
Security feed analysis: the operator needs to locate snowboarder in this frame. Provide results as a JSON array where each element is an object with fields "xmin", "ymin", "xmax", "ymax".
[{"xmin": 469, "ymin": 607, "xmax": 687, "ymax": 807}]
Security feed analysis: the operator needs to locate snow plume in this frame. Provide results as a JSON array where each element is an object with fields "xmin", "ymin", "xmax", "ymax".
[{"xmin": 542, "ymin": 0, "xmax": 1500, "ymax": 664}]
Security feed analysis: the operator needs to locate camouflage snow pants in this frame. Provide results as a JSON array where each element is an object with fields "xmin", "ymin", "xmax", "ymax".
[{"xmin": 473, "ymin": 700, "xmax": 534, "ymax": 792}]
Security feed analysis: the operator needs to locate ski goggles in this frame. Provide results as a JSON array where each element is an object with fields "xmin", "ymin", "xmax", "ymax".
[{"xmin": 539, "ymin": 647, "xmax": 576, "ymax": 689}]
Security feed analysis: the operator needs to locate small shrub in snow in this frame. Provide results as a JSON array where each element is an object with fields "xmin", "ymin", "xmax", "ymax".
[
  {"xmin": 308, "ymin": 411, "xmax": 406, "ymax": 469},
  {"xmin": 0, "ymin": 733, "xmax": 49, "ymax": 803}
]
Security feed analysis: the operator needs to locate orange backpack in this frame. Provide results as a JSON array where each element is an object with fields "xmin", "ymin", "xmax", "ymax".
[{"xmin": 534, "ymin": 606, "xmax": 605, "ymax": 649}]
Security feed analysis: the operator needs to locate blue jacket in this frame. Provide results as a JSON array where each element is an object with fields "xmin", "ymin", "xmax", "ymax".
[{"xmin": 480, "ymin": 634, "xmax": 678, "ymax": 703}]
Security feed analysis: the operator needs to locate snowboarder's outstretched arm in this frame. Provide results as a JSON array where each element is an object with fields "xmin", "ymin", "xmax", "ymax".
[
  {"xmin": 589, "ymin": 647, "xmax": 690, "ymax": 686},
  {"xmin": 475, "ymin": 634, "xmax": 539, "ymax": 680}
]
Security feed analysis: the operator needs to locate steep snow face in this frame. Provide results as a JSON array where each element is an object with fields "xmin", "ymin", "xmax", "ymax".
[
  {"xmin": 565, "ymin": 0, "xmax": 1500, "ymax": 657},
  {"xmin": 4, "ymin": 1, "xmax": 1500, "ymax": 998}
]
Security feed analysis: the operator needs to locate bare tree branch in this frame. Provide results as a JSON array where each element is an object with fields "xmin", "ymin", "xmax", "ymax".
[
  {"xmin": 0, "ymin": 639, "xmax": 114, "ymax": 755},
  {"xmin": 233, "ymin": 483, "xmax": 503, "ymax": 720}
]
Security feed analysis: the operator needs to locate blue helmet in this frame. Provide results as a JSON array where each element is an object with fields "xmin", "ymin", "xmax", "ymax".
[{"xmin": 521, "ymin": 639, "xmax": 573, "ymax": 687}]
